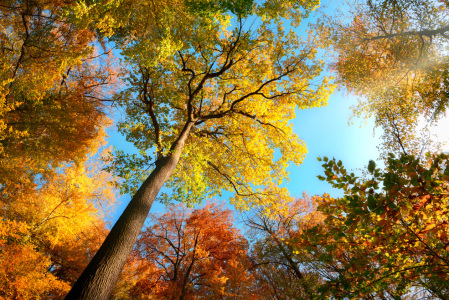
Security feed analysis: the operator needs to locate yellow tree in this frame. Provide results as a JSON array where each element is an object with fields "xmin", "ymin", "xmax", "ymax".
[
  {"xmin": 324, "ymin": 0, "xmax": 449, "ymax": 155},
  {"xmin": 66, "ymin": 0, "xmax": 334, "ymax": 298}
]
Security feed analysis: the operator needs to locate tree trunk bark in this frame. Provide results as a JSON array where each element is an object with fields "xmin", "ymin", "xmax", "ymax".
[{"xmin": 65, "ymin": 122, "xmax": 194, "ymax": 300}]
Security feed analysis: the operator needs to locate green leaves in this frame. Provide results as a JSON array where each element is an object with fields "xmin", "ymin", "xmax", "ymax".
[
  {"xmin": 368, "ymin": 160, "xmax": 376, "ymax": 173},
  {"xmin": 307, "ymin": 152, "xmax": 449, "ymax": 297},
  {"xmin": 185, "ymin": 0, "xmax": 254, "ymax": 17},
  {"xmin": 104, "ymin": 148, "xmax": 153, "ymax": 195},
  {"xmin": 367, "ymin": 194, "xmax": 376, "ymax": 210}
]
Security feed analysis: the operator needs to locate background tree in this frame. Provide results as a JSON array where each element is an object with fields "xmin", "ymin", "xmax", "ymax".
[
  {"xmin": 243, "ymin": 194, "xmax": 324, "ymax": 299},
  {"xmin": 323, "ymin": 0, "xmax": 449, "ymax": 156},
  {"xmin": 298, "ymin": 154, "xmax": 449, "ymax": 299},
  {"xmin": 66, "ymin": 1, "xmax": 333, "ymax": 298},
  {"xmin": 0, "ymin": 0, "xmax": 115, "ymax": 196},
  {"xmin": 112, "ymin": 203, "xmax": 253, "ymax": 299}
]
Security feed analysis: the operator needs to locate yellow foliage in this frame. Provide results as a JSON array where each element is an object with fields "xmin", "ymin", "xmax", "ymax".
[
  {"xmin": 0, "ymin": 220, "xmax": 70, "ymax": 299},
  {"xmin": 111, "ymin": 11, "xmax": 334, "ymax": 213}
]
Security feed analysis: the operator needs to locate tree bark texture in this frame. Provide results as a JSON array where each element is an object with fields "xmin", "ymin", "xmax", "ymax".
[{"xmin": 65, "ymin": 122, "xmax": 194, "ymax": 300}]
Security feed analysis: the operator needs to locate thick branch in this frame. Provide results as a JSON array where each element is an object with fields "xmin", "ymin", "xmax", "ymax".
[
  {"xmin": 364, "ymin": 25, "xmax": 449, "ymax": 41},
  {"xmin": 139, "ymin": 66, "xmax": 162, "ymax": 157}
]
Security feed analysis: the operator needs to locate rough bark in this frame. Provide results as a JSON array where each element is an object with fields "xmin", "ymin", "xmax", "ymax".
[{"xmin": 65, "ymin": 121, "xmax": 194, "ymax": 300}]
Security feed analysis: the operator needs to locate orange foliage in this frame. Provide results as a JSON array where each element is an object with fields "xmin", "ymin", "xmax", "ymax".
[
  {"xmin": 0, "ymin": 0, "xmax": 117, "ymax": 187},
  {"xmin": 0, "ymin": 2, "xmax": 117, "ymax": 296},
  {"xmin": 115, "ymin": 203, "xmax": 255, "ymax": 299},
  {"xmin": 0, "ymin": 220, "xmax": 69, "ymax": 300},
  {"xmin": 0, "ymin": 138, "xmax": 116, "ymax": 299}
]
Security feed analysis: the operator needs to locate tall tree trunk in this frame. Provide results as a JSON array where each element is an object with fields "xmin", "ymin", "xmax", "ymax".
[{"xmin": 65, "ymin": 122, "xmax": 194, "ymax": 300}]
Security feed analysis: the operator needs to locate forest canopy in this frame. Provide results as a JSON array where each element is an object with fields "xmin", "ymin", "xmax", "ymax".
[{"xmin": 1, "ymin": 0, "xmax": 448, "ymax": 299}]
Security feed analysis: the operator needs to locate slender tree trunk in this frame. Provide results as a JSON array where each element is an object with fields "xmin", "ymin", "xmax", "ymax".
[
  {"xmin": 179, "ymin": 232, "xmax": 199, "ymax": 300},
  {"xmin": 65, "ymin": 122, "xmax": 194, "ymax": 300},
  {"xmin": 267, "ymin": 228, "xmax": 313, "ymax": 298}
]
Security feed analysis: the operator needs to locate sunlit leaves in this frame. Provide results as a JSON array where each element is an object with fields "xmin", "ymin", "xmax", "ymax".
[
  {"xmin": 0, "ymin": 0, "xmax": 115, "ymax": 190},
  {"xmin": 304, "ymin": 153, "xmax": 449, "ymax": 298},
  {"xmin": 326, "ymin": 0, "xmax": 449, "ymax": 155},
  {"xmin": 0, "ymin": 147, "xmax": 116, "ymax": 299}
]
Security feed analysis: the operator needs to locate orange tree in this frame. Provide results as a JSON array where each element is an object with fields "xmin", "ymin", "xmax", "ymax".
[
  {"xmin": 299, "ymin": 154, "xmax": 449, "ymax": 299},
  {"xmin": 112, "ymin": 203, "xmax": 254, "ymax": 300},
  {"xmin": 1, "ymin": 2, "xmax": 117, "ymax": 298},
  {"xmin": 65, "ymin": 0, "xmax": 334, "ymax": 298},
  {"xmin": 0, "ymin": 0, "xmax": 114, "ymax": 183}
]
